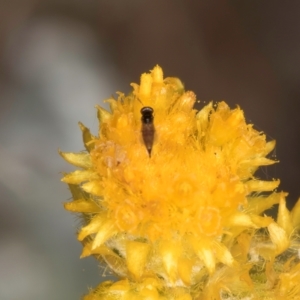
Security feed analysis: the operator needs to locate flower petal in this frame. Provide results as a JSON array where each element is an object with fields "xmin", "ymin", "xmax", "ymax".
[
  {"xmin": 64, "ymin": 199, "xmax": 100, "ymax": 213},
  {"xmin": 247, "ymin": 192, "xmax": 281, "ymax": 215},
  {"xmin": 290, "ymin": 197, "xmax": 300, "ymax": 230},
  {"xmin": 126, "ymin": 241, "xmax": 151, "ymax": 279},
  {"xmin": 59, "ymin": 150, "xmax": 92, "ymax": 168},
  {"xmin": 277, "ymin": 193, "xmax": 293, "ymax": 237},
  {"xmin": 81, "ymin": 180, "xmax": 103, "ymax": 196},
  {"xmin": 78, "ymin": 214, "xmax": 104, "ymax": 241},
  {"xmin": 78, "ymin": 122, "xmax": 96, "ymax": 152},
  {"xmin": 268, "ymin": 222, "xmax": 290, "ymax": 255},
  {"xmin": 246, "ymin": 179, "xmax": 280, "ymax": 192},
  {"xmin": 96, "ymin": 105, "xmax": 112, "ymax": 124},
  {"xmin": 61, "ymin": 169, "xmax": 98, "ymax": 184}
]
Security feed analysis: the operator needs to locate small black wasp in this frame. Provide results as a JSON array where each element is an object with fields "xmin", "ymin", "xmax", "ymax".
[{"xmin": 140, "ymin": 106, "xmax": 155, "ymax": 157}]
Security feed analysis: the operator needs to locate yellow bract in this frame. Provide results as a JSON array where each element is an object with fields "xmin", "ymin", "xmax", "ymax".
[{"xmin": 61, "ymin": 65, "xmax": 300, "ymax": 299}]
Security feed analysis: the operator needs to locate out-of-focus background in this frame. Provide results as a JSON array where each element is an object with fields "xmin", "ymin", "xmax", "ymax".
[{"xmin": 0, "ymin": 1, "xmax": 299, "ymax": 299}]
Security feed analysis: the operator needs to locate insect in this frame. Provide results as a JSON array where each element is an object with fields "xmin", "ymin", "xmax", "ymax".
[{"xmin": 140, "ymin": 106, "xmax": 155, "ymax": 157}]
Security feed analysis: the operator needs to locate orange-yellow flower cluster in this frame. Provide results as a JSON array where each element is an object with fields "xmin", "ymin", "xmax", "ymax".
[{"xmin": 61, "ymin": 65, "xmax": 300, "ymax": 299}]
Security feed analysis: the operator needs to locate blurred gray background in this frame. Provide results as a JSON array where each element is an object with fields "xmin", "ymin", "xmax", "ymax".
[{"xmin": 0, "ymin": 1, "xmax": 299, "ymax": 299}]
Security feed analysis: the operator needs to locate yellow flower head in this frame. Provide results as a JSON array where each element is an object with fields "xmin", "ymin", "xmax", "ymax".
[{"xmin": 61, "ymin": 66, "xmax": 300, "ymax": 300}]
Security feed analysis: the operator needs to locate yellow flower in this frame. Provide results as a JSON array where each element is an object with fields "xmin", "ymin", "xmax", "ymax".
[{"xmin": 61, "ymin": 65, "xmax": 300, "ymax": 299}]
